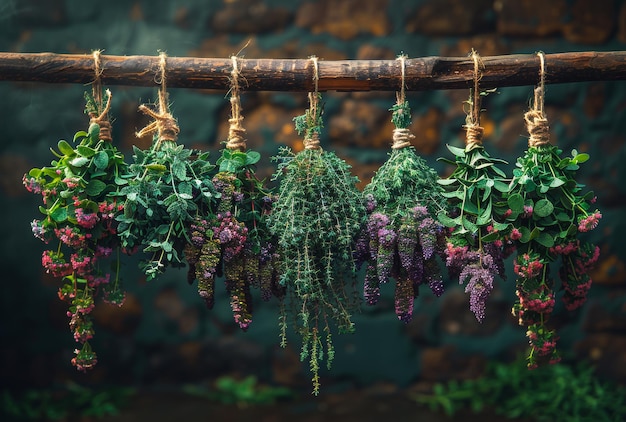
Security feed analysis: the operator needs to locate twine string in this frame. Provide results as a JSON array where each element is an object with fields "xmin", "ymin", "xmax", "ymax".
[
  {"xmin": 304, "ymin": 56, "xmax": 321, "ymax": 151},
  {"xmin": 525, "ymin": 51, "xmax": 550, "ymax": 147},
  {"xmin": 90, "ymin": 50, "xmax": 112, "ymax": 142},
  {"xmin": 226, "ymin": 55, "xmax": 247, "ymax": 151},
  {"xmin": 136, "ymin": 52, "xmax": 180, "ymax": 149},
  {"xmin": 464, "ymin": 50, "xmax": 484, "ymax": 149},
  {"xmin": 391, "ymin": 54, "xmax": 414, "ymax": 150}
]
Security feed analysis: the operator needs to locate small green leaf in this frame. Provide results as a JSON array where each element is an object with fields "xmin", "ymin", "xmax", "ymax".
[
  {"xmin": 73, "ymin": 131, "xmax": 88, "ymax": 143},
  {"xmin": 534, "ymin": 199, "xmax": 554, "ymax": 218},
  {"xmin": 535, "ymin": 232, "xmax": 555, "ymax": 248},
  {"xmin": 573, "ymin": 152, "xmax": 589, "ymax": 163},
  {"xmin": 77, "ymin": 145, "xmax": 96, "ymax": 158},
  {"xmin": 446, "ymin": 144, "xmax": 466, "ymax": 157},
  {"xmin": 549, "ymin": 178, "xmax": 565, "ymax": 188},
  {"xmin": 437, "ymin": 212, "xmax": 459, "ymax": 228},
  {"xmin": 507, "ymin": 193, "xmax": 524, "ymax": 214},
  {"xmin": 58, "ymin": 140, "xmax": 75, "ymax": 156},
  {"xmin": 94, "ymin": 151, "xmax": 109, "ymax": 169},
  {"xmin": 51, "ymin": 207, "xmax": 68, "ymax": 222},
  {"xmin": 146, "ymin": 163, "xmax": 168, "ymax": 172},
  {"xmin": 245, "ymin": 150, "xmax": 261, "ymax": 165},
  {"xmin": 85, "ymin": 179, "xmax": 107, "ymax": 196},
  {"xmin": 481, "ymin": 231, "xmax": 499, "ymax": 242},
  {"xmin": 88, "ymin": 123, "xmax": 100, "ymax": 140}
]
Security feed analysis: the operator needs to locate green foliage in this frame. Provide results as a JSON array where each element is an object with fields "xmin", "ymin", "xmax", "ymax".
[
  {"xmin": 366, "ymin": 147, "xmax": 447, "ymax": 219},
  {"xmin": 116, "ymin": 141, "xmax": 218, "ymax": 280},
  {"xmin": 268, "ymin": 146, "xmax": 365, "ymax": 395},
  {"xmin": 437, "ymin": 142, "xmax": 510, "ymax": 244},
  {"xmin": 184, "ymin": 376, "xmax": 292, "ymax": 407},
  {"xmin": 1, "ymin": 384, "xmax": 135, "ymax": 420},
  {"xmin": 414, "ymin": 360, "xmax": 626, "ymax": 421}
]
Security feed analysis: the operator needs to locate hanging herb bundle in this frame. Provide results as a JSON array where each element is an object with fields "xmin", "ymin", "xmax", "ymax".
[
  {"xmin": 503, "ymin": 57, "xmax": 601, "ymax": 368},
  {"xmin": 268, "ymin": 82, "xmax": 366, "ymax": 394},
  {"xmin": 437, "ymin": 52, "xmax": 511, "ymax": 323},
  {"xmin": 116, "ymin": 54, "xmax": 219, "ymax": 281},
  {"xmin": 23, "ymin": 86, "xmax": 128, "ymax": 371},
  {"xmin": 183, "ymin": 57, "xmax": 281, "ymax": 331},
  {"xmin": 359, "ymin": 77, "xmax": 448, "ymax": 323}
]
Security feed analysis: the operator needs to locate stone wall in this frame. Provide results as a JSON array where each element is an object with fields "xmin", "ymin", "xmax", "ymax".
[{"xmin": 1, "ymin": 0, "xmax": 625, "ymax": 391}]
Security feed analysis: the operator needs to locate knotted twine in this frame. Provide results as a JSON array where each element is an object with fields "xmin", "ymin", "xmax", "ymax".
[
  {"xmin": 226, "ymin": 55, "xmax": 247, "ymax": 151},
  {"xmin": 391, "ymin": 54, "xmax": 415, "ymax": 150},
  {"xmin": 464, "ymin": 50, "xmax": 484, "ymax": 150},
  {"xmin": 90, "ymin": 50, "xmax": 112, "ymax": 142},
  {"xmin": 525, "ymin": 52, "xmax": 551, "ymax": 147},
  {"xmin": 304, "ymin": 56, "xmax": 321, "ymax": 151},
  {"xmin": 136, "ymin": 52, "xmax": 180, "ymax": 150}
]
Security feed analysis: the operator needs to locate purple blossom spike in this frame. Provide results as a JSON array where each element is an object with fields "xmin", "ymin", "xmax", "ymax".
[
  {"xmin": 364, "ymin": 264, "xmax": 380, "ymax": 305},
  {"xmin": 376, "ymin": 228, "xmax": 397, "ymax": 284},
  {"xmin": 394, "ymin": 276, "xmax": 414, "ymax": 323}
]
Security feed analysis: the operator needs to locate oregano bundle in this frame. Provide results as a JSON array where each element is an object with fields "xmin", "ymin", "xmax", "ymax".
[
  {"xmin": 24, "ymin": 90, "xmax": 128, "ymax": 371},
  {"xmin": 503, "ymin": 81, "xmax": 601, "ymax": 368},
  {"xmin": 267, "ymin": 92, "xmax": 366, "ymax": 395}
]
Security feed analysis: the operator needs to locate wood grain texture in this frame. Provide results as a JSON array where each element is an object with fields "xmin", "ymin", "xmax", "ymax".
[{"xmin": 1, "ymin": 51, "xmax": 625, "ymax": 91}]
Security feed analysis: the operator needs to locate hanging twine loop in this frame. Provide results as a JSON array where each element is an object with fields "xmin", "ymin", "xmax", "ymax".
[
  {"xmin": 226, "ymin": 55, "xmax": 247, "ymax": 151},
  {"xmin": 304, "ymin": 56, "xmax": 321, "ymax": 151},
  {"xmin": 136, "ymin": 52, "xmax": 180, "ymax": 149},
  {"xmin": 525, "ymin": 52, "xmax": 551, "ymax": 147},
  {"xmin": 89, "ymin": 50, "xmax": 112, "ymax": 142},
  {"xmin": 391, "ymin": 54, "xmax": 415, "ymax": 150},
  {"xmin": 464, "ymin": 50, "xmax": 484, "ymax": 150}
]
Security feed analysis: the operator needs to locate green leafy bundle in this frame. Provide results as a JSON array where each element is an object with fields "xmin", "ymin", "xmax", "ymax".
[
  {"xmin": 359, "ymin": 100, "xmax": 448, "ymax": 323},
  {"xmin": 23, "ymin": 90, "xmax": 128, "ymax": 371},
  {"xmin": 267, "ymin": 95, "xmax": 366, "ymax": 395},
  {"xmin": 505, "ymin": 134, "xmax": 601, "ymax": 367},
  {"xmin": 116, "ymin": 102, "xmax": 219, "ymax": 281},
  {"xmin": 437, "ymin": 91, "xmax": 511, "ymax": 322}
]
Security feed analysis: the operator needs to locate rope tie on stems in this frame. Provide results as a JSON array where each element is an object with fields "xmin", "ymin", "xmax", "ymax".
[
  {"xmin": 464, "ymin": 50, "xmax": 484, "ymax": 150},
  {"xmin": 226, "ymin": 55, "xmax": 247, "ymax": 151},
  {"xmin": 136, "ymin": 52, "xmax": 180, "ymax": 149},
  {"xmin": 90, "ymin": 50, "xmax": 112, "ymax": 142},
  {"xmin": 304, "ymin": 56, "xmax": 321, "ymax": 151},
  {"xmin": 525, "ymin": 52, "xmax": 551, "ymax": 147},
  {"xmin": 391, "ymin": 54, "xmax": 415, "ymax": 150}
]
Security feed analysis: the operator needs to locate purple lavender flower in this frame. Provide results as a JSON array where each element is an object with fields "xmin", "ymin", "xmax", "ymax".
[
  {"xmin": 394, "ymin": 276, "xmax": 414, "ymax": 323},
  {"xmin": 377, "ymin": 227, "xmax": 397, "ymax": 285},
  {"xmin": 365, "ymin": 193, "xmax": 377, "ymax": 213},
  {"xmin": 364, "ymin": 264, "xmax": 381, "ymax": 305},
  {"xmin": 398, "ymin": 221, "xmax": 420, "ymax": 281},
  {"xmin": 418, "ymin": 217, "xmax": 438, "ymax": 260},
  {"xmin": 458, "ymin": 253, "xmax": 496, "ymax": 322}
]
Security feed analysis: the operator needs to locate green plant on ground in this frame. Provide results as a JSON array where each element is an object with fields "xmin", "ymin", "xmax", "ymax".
[
  {"xmin": 1, "ymin": 383, "xmax": 135, "ymax": 421},
  {"xmin": 184, "ymin": 376, "xmax": 292, "ymax": 407},
  {"xmin": 414, "ymin": 360, "xmax": 626, "ymax": 421}
]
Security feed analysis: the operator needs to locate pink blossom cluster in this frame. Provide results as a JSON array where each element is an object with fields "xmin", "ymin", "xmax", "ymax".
[
  {"xmin": 516, "ymin": 287, "xmax": 555, "ymax": 314},
  {"xmin": 213, "ymin": 212, "xmax": 248, "ymax": 262},
  {"xmin": 70, "ymin": 253, "xmax": 93, "ymax": 276},
  {"xmin": 31, "ymin": 219, "xmax": 51, "ymax": 243},
  {"xmin": 55, "ymin": 226, "xmax": 91, "ymax": 249},
  {"xmin": 578, "ymin": 211, "xmax": 602, "ymax": 232},
  {"xmin": 550, "ymin": 240, "xmax": 579, "ymax": 256},
  {"xmin": 513, "ymin": 253, "xmax": 544, "ymax": 279},
  {"xmin": 75, "ymin": 207, "xmax": 100, "ymax": 229},
  {"xmin": 41, "ymin": 250, "xmax": 73, "ymax": 277},
  {"xmin": 526, "ymin": 324, "xmax": 561, "ymax": 368},
  {"xmin": 22, "ymin": 175, "xmax": 42, "ymax": 194}
]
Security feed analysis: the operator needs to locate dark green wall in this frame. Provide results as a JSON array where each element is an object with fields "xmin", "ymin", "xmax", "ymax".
[{"xmin": 1, "ymin": 0, "xmax": 625, "ymax": 391}]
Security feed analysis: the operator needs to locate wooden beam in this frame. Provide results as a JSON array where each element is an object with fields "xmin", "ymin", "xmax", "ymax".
[{"xmin": 0, "ymin": 51, "xmax": 625, "ymax": 91}]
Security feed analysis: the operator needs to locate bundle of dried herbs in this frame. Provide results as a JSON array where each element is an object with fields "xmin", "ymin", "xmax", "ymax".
[
  {"xmin": 437, "ymin": 53, "xmax": 511, "ymax": 322},
  {"xmin": 183, "ymin": 57, "xmax": 281, "ymax": 331},
  {"xmin": 504, "ymin": 67, "xmax": 601, "ymax": 368},
  {"xmin": 359, "ymin": 96, "xmax": 447, "ymax": 323},
  {"xmin": 267, "ymin": 91, "xmax": 366, "ymax": 394},
  {"xmin": 23, "ymin": 89, "xmax": 128, "ymax": 371},
  {"xmin": 116, "ymin": 55, "xmax": 219, "ymax": 281}
]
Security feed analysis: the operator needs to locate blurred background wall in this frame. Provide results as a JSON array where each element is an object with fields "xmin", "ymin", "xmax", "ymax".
[{"xmin": 0, "ymin": 0, "xmax": 625, "ymax": 393}]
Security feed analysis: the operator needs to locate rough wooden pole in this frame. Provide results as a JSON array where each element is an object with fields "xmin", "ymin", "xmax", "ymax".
[{"xmin": 1, "ymin": 51, "xmax": 625, "ymax": 91}]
